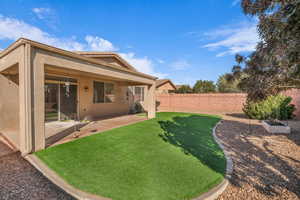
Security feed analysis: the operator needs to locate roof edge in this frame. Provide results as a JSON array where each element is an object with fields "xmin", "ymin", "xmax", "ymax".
[
  {"xmin": 74, "ymin": 51, "xmax": 137, "ymax": 72},
  {"xmin": 0, "ymin": 38, "xmax": 157, "ymax": 80},
  {"xmin": 156, "ymin": 79, "xmax": 176, "ymax": 89}
]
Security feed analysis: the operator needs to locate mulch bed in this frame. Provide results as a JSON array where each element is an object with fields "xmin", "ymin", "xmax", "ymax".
[
  {"xmin": 216, "ymin": 114, "xmax": 300, "ymax": 200},
  {"xmin": 0, "ymin": 141, "xmax": 74, "ymax": 200}
]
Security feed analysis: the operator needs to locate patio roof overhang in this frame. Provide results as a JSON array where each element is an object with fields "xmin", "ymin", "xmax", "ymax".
[{"xmin": 0, "ymin": 38, "xmax": 157, "ymax": 85}]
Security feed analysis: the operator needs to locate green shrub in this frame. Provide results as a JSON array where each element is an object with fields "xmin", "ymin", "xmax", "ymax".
[
  {"xmin": 129, "ymin": 102, "xmax": 144, "ymax": 114},
  {"xmin": 243, "ymin": 94, "xmax": 296, "ymax": 120}
]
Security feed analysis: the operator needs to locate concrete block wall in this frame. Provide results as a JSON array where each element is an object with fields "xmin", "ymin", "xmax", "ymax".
[
  {"xmin": 157, "ymin": 90, "xmax": 300, "ymax": 119},
  {"xmin": 156, "ymin": 93, "xmax": 247, "ymax": 113}
]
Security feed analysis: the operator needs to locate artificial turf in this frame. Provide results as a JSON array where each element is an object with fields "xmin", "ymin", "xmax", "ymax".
[{"xmin": 36, "ymin": 112, "xmax": 226, "ymax": 200}]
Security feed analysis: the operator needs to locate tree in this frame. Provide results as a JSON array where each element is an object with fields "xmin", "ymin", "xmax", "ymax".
[
  {"xmin": 193, "ymin": 80, "xmax": 216, "ymax": 93},
  {"xmin": 241, "ymin": 0, "xmax": 300, "ymax": 83},
  {"xmin": 175, "ymin": 85, "xmax": 193, "ymax": 93},
  {"xmin": 227, "ymin": 0, "xmax": 300, "ymax": 101},
  {"xmin": 217, "ymin": 73, "xmax": 242, "ymax": 93}
]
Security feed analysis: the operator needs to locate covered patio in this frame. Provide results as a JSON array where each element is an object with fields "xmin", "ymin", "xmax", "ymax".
[{"xmin": 0, "ymin": 38, "xmax": 156, "ymax": 155}]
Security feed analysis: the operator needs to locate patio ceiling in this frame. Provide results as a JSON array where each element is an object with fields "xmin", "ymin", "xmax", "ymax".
[{"xmin": 45, "ymin": 65, "xmax": 149, "ymax": 86}]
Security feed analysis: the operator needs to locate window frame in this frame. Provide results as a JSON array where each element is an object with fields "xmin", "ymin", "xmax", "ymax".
[
  {"xmin": 93, "ymin": 81, "xmax": 115, "ymax": 104},
  {"xmin": 134, "ymin": 86, "xmax": 145, "ymax": 102}
]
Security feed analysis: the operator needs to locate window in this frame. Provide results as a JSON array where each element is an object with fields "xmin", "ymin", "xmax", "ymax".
[
  {"xmin": 134, "ymin": 86, "xmax": 145, "ymax": 102},
  {"xmin": 93, "ymin": 82, "xmax": 105, "ymax": 103},
  {"xmin": 93, "ymin": 81, "xmax": 115, "ymax": 103},
  {"xmin": 105, "ymin": 83, "xmax": 115, "ymax": 103}
]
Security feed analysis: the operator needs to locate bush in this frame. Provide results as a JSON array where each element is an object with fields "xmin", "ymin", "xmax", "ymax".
[
  {"xmin": 129, "ymin": 102, "xmax": 144, "ymax": 114},
  {"xmin": 243, "ymin": 94, "xmax": 296, "ymax": 120}
]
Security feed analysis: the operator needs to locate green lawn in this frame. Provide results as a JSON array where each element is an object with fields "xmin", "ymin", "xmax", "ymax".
[{"xmin": 36, "ymin": 112, "xmax": 226, "ymax": 200}]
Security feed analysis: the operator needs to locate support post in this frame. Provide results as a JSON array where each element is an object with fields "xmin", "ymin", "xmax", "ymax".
[
  {"xmin": 19, "ymin": 44, "xmax": 33, "ymax": 155},
  {"xmin": 32, "ymin": 49, "xmax": 45, "ymax": 151},
  {"xmin": 147, "ymin": 83, "xmax": 156, "ymax": 119}
]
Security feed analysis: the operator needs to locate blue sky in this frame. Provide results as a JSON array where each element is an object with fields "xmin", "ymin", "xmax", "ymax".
[{"xmin": 0, "ymin": 0, "xmax": 258, "ymax": 85}]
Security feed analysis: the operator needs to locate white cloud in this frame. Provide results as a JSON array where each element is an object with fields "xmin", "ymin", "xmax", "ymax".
[
  {"xmin": 119, "ymin": 52, "xmax": 167, "ymax": 78},
  {"xmin": 232, "ymin": 0, "xmax": 240, "ymax": 6},
  {"xmin": 156, "ymin": 59, "xmax": 165, "ymax": 64},
  {"xmin": 125, "ymin": 45, "xmax": 133, "ymax": 49},
  {"xmin": 0, "ymin": 14, "xmax": 165, "ymax": 77},
  {"xmin": 0, "ymin": 15, "xmax": 118, "ymax": 52},
  {"xmin": 85, "ymin": 35, "xmax": 118, "ymax": 51},
  {"xmin": 203, "ymin": 21, "xmax": 259, "ymax": 57},
  {"xmin": 32, "ymin": 7, "xmax": 52, "ymax": 19},
  {"xmin": 0, "ymin": 15, "xmax": 85, "ymax": 51},
  {"xmin": 170, "ymin": 60, "xmax": 191, "ymax": 70}
]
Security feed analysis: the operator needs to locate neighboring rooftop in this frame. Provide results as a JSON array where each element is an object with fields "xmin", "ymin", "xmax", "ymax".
[
  {"xmin": 156, "ymin": 79, "xmax": 176, "ymax": 89},
  {"xmin": 175, "ymin": 85, "xmax": 183, "ymax": 89}
]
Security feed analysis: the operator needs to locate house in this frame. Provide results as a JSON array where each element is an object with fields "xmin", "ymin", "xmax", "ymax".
[
  {"xmin": 0, "ymin": 38, "xmax": 156, "ymax": 155},
  {"xmin": 155, "ymin": 79, "xmax": 176, "ymax": 94},
  {"xmin": 175, "ymin": 85, "xmax": 183, "ymax": 90}
]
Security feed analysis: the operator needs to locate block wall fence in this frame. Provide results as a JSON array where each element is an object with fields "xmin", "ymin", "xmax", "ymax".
[{"xmin": 156, "ymin": 89, "xmax": 300, "ymax": 119}]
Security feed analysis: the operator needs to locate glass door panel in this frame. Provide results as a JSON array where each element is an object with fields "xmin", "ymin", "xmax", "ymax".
[
  {"xmin": 45, "ymin": 83, "xmax": 59, "ymax": 122},
  {"xmin": 59, "ymin": 84, "xmax": 77, "ymax": 121}
]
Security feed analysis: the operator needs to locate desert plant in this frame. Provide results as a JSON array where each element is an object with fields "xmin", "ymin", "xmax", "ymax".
[
  {"xmin": 243, "ymin": 94, "xmax": 295, "ymax": 120},
  {"xmin": 129, "ymin": 102, "xmax": 144, "ymax": 114}
]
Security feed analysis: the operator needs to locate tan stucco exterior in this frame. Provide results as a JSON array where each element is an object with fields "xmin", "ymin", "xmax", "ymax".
[
  {"xmin": 156, "ymin": 82, "xmax": 176, "ymax": 94},
  {"xmin": 0, "ymin": 38, "xmax": 156, "ymax": 155},
  {"xmin": 156, "ymin": 79, "xmax": 176, "ymax": 94}
]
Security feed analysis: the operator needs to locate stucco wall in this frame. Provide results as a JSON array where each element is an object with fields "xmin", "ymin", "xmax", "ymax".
[
  {"xmin": 0, "ymin": 74, "xmax": 20, "ymax": 148},
  {"xmin": 157, "ymin": 91, "xmax": 300, "ymax": 118},
  {"xmin": 156, "ymin": 93, "xmax": 247, "ymax": 113},
  {"xmin": 45, "ymin": 73, "xmax": 133, "ymax": 120},
  {"xmin": 157, "ymin": 82, "xmax": 175, "ymax": 94},
  {"xmin": 78, "ymin": 76, "xmax": 131, "ymax": 119}
]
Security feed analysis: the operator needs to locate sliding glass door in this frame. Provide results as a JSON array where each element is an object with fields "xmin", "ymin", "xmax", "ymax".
[
  {"xmin": 60, "ymin": 84, "xmax": 77, "ymax": 121},
  {"xmin": 45, "ymin": 83, "xmax": 59, "ymax": 122},
  {"xmin": 45, "ymin": 76, "xmax": 78, "ymax": 122}
]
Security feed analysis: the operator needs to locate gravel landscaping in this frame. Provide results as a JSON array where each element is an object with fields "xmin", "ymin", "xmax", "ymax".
[
  {"xmin": 0, "ymin": 141, "xmax": 74, "ymax": 200},
  {"xmin": 215, "ymin": 114, "xmax": 300, "ymax": 200}
]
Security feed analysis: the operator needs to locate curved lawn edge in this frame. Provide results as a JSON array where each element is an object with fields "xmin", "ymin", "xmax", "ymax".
[
  {"xmin": 34, "ymin": 112, "xmax": 229, "ymax": 200},
  {"xmin": 192, "ymin": 120, "xmax": 233, "ymax": 200},
  {"xmin": 25, "ymin": 154, "xmax": 111, "ymax": 200}
]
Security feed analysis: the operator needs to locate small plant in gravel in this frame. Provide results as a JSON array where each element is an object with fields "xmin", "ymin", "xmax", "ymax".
[{"xmin": 243, "ymin": 94, "xmax": 295, "ymax": 120}]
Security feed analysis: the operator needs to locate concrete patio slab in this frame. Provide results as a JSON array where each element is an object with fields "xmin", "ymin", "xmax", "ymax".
[
  {"xmin": 49, "ymin": 114, "xmax": 148, "ymax": 147},
  {"xmin": 45, "ymin": 121, "xmax": 81, "ymax": 138}
]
